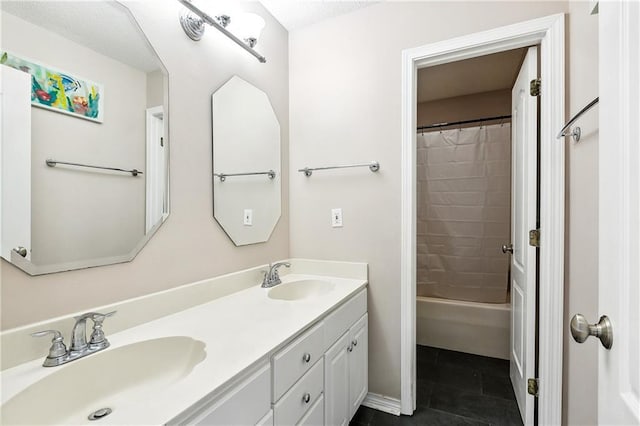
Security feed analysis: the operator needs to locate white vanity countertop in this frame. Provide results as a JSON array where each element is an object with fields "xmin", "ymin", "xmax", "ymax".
[{"xmin": 0, "ymin": 272, "xmax": 367, "ymax": 425}]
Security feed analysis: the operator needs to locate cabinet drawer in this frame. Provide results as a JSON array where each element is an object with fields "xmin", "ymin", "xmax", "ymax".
[
  {"xmin": 272, "ymin": 321, "xmax": 324, "ymax": 401},
  {"xmin": 324, "ymin": 289, "xmax": 367, "ymax": 351},
  {"xmin": 273, "ymin": 359, "xmax": 324, "ymax": 426},
  {"xmin": 191, "ymin": 363, "xmax": 271, "ymax": 426},
  {"xmin": 297, "ymin": 394, "xmax": 324, "ymax": 426}
]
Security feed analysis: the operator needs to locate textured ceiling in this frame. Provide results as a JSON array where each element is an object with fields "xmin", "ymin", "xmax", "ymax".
[
  {"xmin": 0, "ymin": 1, "xmax": 162, "ymax": 73},
  {"xmin": 418, "ymin": 48, "xmax": 527, "ymax": 103},
  {"xmin": 259, "ymin": 0, "xmax": 376, "ymax": 31}
]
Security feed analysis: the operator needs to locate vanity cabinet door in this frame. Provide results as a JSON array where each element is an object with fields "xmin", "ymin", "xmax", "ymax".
[
  {"xmin": 348, "ymin": 314, "xmax": 368, "ymax": 418},
  {"xmin": 324, "ymin": 331, "xmax": 350, "ymax": 426}
]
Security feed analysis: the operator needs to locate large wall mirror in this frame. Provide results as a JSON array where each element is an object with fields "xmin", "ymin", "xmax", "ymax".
[
  {"xmin": 0, "ymin": 1, "xmax": 169, "ymax": 275},
  {"xmin": 212, "ymin": 76, "xmax": 281, "ymax": 246}
]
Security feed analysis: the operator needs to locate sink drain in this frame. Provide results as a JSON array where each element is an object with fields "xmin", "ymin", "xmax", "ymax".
[{"xmin": 88, "ymin": 408, "xmax": 112, "ymax": 421}]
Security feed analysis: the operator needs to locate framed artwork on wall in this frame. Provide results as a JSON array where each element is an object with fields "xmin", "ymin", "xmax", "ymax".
[{"xmin": 1, "ymin": 51, "xmax": 104, "ymax": 123}]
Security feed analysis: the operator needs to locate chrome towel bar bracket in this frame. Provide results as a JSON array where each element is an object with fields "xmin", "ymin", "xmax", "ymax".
[
  {"xmin": 557, "ymin": 97, "xmax": 599, "ymax": 142},
  {"xmin": 298, "ymin": 161, "xmax": 380, "ymax": 177}
]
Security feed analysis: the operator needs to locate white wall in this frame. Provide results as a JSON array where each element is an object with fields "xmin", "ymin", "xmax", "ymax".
[
  {"xmin": 289, "ymin": 1, "xmax": 600, "ymax": 417},
  {"xmin": 146, "ymin": 69, "xmax": 165, "ymax": 108},
  {"xmin": 0, "ymin": 0, "xmax": 289, "ymax": 329}
]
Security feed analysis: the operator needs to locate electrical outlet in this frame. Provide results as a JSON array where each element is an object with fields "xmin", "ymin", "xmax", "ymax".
[
  {"xmin": 243, "ymin": 209, "xmax": 253, "ymax": 226},
  {"xmin": 331, "ymin": 208, "xmax": 343, "ymax": 228}
]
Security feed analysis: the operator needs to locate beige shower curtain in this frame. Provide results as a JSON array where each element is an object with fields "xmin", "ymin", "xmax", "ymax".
[{"xmin": 416, "ymin": 123, "xmax": 511, "ymax": 304}]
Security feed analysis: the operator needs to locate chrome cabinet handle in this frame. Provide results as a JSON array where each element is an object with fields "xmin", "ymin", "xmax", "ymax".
[
  {"xmin": 347, "ymin": 343, "xmax": 353, "ymax": 352},
  {"xmin": 570, "ymin": 314, "xmax": 613, "ymax": 349},
  {"xmin": 302, "ymin": 353, "xmax": 311, "ymax": 363},
  {"xmin": 502, "ymin": 244, "xmax": 513, "ymax": 254},
  {"xmin": 352, "ymin": 339, "xmax": 358, "ymax": 347},
  {"xmin": 302, "ymin": 393, "xmax": 311, "ymax": 403}
]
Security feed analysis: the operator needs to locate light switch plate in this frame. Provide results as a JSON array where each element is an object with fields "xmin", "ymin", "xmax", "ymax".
[
  {"xmin": 331, "ymin": 208, "xmax": 343, "ymax": 227},
  {"xmin": 243, "ymin": 209, "xmax": 253, "ymax": 226}
]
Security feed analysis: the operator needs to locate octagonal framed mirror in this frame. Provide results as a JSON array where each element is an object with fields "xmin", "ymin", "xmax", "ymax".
[
  {"xmin": 0, "ymin": 1, "xmax": 169, "ymax": 275},
  {"xmin": 211, "ymin": 76, "xmax": 281, "ymax": 246}
]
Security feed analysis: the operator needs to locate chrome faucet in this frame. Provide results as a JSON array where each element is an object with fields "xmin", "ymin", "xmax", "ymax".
[
  {"xmin": 31, "ymin": 311, "xmax": 116, "ymax": 367},
  {"xmin": 70, "ymin": 312, "xmax": 95, "ymax": 353},
  {"xmin": 261, "ymin": 262, "xmax": 291, "ymax": 288}
]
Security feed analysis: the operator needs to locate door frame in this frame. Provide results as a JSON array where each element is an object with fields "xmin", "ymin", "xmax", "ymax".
[{"xmin": 400, "ymin": 14, "xmax": 565, "ymax": 425}]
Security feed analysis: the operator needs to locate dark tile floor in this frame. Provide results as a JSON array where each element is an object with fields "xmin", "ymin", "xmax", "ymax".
[{"xmin": 350, "ymin": 346, "xmax": 524, "ymax": 426}]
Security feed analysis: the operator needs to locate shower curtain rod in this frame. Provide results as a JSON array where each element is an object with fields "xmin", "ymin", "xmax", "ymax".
[{"xmin": 417, "ymin": 114, "xmax": 512, "ymax": 132}]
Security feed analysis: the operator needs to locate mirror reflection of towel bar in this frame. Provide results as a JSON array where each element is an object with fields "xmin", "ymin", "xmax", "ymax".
[
  {"xmin": 213, "ymin": 170, "xmax": 276, "ymax": 182},
  {"xmin": 45, "ymin": 159, "xmax": 143, "ymax": 177}
]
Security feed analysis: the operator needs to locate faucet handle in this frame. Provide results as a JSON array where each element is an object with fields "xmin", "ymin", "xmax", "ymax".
[
  {"xmin": 89, "ymin": 311, "xmax": 116, "ymax": 349},
  {"xmin": 91, "ymin": 311, "xmax": 116, "ymax": 322},
  {"xmin": 31, "ymin": 329, "xmax": 68, "ymax": 360}
]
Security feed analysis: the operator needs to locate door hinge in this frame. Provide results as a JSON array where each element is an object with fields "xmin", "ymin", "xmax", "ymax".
[
  {"xmin": 527, "ymin": 378, "xmax": 539, "ymax": 397},
  {"xmin": 529, "ymin": 229, "xmax": 540, "ymax": 247},
  {"xmin": 530, "ymin": 78, "xmax": 541, "ymax": 96}
]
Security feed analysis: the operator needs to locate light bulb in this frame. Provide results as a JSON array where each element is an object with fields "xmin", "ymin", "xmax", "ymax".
[{"xmin": 227, "ymin": 13, "xmax": 266, "ymax": 47}]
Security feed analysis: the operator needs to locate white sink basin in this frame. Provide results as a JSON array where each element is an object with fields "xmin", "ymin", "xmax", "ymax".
[
  {"xmin": 1, "ymin": 336, "xmax": 206, "ymax": 425},
  {"xmin": 268, "ymin": 279, "xmax": 335, "ymax": 301}
]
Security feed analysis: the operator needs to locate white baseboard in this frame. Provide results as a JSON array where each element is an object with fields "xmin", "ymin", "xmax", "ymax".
[{"xmin": 362, "ymin": 392, "xmax": 402, "ymax": 416}]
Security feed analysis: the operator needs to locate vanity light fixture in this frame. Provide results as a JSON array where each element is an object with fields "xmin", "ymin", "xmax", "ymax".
[
  {"xmin": 178, "ymin": 0, "xmax": 267, "ymax": 63},
  {"xmin": 227, "ymin": 13, "xmax": 266, "ymax": 49}
]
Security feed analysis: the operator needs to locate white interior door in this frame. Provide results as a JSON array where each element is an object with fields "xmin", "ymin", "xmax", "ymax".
[
  {"xmin": 145, "ymin": 106, "xmax": 166, "ymax": 234},
  {"xmin": 509, "ymin": 46, "xmax": 538, "ymax": 425},
  {"xmin": 0, "ymin": 65, "xmax": 31, "ymax": 262},
  {"xmin": 598, "ymin": 2, "xmax": 640, "ymax": 424}
]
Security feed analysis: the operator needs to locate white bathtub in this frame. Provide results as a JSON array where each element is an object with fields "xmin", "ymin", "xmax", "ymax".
[{"xmin": 416, "ymin": 296, "xmax": 510, "ymax": 360}]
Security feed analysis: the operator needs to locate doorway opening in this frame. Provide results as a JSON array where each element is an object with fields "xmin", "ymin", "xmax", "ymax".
[
  {"xmin": 400, "ymin": 14, "xmax": 566, "ymax": 426},
  {"xmin": 414, "ymin": 47, "xmax": 534, "ymax": 426}
]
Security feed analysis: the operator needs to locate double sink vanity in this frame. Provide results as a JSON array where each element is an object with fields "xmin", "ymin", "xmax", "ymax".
[
  {"xmin": 0, "ymin": 259, "xmax": 368, "ymax": 425},
  {"xmin": 0, "ymin": 3, "xmax": 368, "ymax": 425}
]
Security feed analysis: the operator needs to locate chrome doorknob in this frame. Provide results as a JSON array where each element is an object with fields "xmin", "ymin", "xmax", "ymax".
[
  {"xmin": 502, "ymin": 244, "xmax": 513, "ymax": 254},
  {"xmin": 570, "ymin": 314, "xmax": 613, "ymax": 349}
]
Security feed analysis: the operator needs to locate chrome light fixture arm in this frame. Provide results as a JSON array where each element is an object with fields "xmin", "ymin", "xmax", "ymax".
[{"xmin": 177, "ymin": 0, "xmax": 266, "ymax": 63}]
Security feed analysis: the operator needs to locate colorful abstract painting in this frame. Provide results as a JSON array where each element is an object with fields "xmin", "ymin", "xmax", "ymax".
[{"xmin": 1, "ymin": 51, "xmax": 103, "ymax": 123}]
